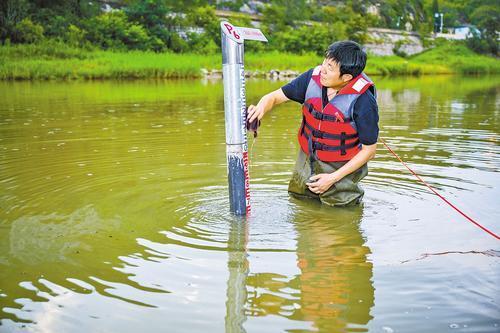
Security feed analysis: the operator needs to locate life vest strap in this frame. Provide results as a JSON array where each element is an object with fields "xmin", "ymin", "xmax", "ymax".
[
  {"xmin": 304, "ymin": 122, "xmax": 357, "ymax": 140},
  {"xmin": 311, "ymin": 139, "xmax": 360, "ymax": 152},
  {"xmin": 304, "ymin": 102, "xmax": 352, "ymax": 123}
]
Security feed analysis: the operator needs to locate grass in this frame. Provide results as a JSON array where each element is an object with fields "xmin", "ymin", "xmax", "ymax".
[
  {"xmin": 365, "ymin": 55, "xmax": 452, "ymax": 75},
  {"xmin": 0, "ymin": 40, "xmax": 498, "ymax": 80},
  {"xmin": 0, "ymin": 42, "xmax": 212, "ymax": 80},
  {"xmin": 409, "ymin": 42, "xmax": 500, "ymax": 74}
]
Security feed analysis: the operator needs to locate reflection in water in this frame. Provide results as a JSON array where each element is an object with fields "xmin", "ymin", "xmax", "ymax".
[
  {"xmin": 293, "ymin": 206, "xmax": 373, "ymax": 332},
  {"xmin": 7, "ymin": 205, "xmax": 120, "ymax": 265},
  {"xmin": 245, "ymin": 203, "xmax": 374, "ymax": 332},
  {"xmin": 225, "ymin": 221, "xmax": 248, "ymax": 333}
]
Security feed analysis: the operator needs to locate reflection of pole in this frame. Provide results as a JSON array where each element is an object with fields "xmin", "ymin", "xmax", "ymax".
[
  {"xmin": 225, "ymin": 221, "xmax": 248, "ymax": 333},
  {"xmin": 221, "ymin": 22, "xmax": 250, "ymax": 216}
]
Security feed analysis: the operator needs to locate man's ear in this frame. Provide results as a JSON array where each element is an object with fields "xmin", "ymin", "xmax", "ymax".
[{"xmin": 341, "ymin": 74, "xmax": 353, "ymax": 82}]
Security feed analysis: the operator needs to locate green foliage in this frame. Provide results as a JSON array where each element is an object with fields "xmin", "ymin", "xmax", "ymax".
[
  {"xmin": 12, "ymin": 18, "xmax": 44, "ymax": 44},
  {"xmin": 262, "ymin": 3, "xmax": 367, "ymax": 54},
  {"xmin": 0, "ymin": 43, "xmax": 213, "ymax": 79},
  {"xmin": 125, "ymin": 0, "xmax": 171, "ymax": 47},
  {"xmin": 410, "ymin": 41, "xmax": 500, "ymax": 74},
  {"xmin": 271, "ymin": 23, "xmax": 348, "ymax": 55},
  {"xmin": 417, "ymin": 17, "xmax": 434, "ymax": 47},
  {"xmin": 217, "ymin": 0, "xmax": 245, "ymax": 11},
  {"xmin": 163, "ymin": 0, "xmax": 216, "ymax": 11},
  {"xmin": 469, "ymin": 5, "xmax": 499, "ymax": 55},
  {"xmin": 376, "ymin": 0, "xmax": 430, "ymax": 32},
  {"xmin": 0, "ymin": 0, "xmax": 499, "ymax": 59},
  {"xmin": 64, "ymin": 24, "xmax": 86, "ymax": 47},
  {"xmin": 465, "ymin": 35, "xmax": 490, "ymax": 55},
  {"xmin": 185, "ymin": 5, "xmax": 220, "ymax": 46},
  {"xmin": 126, "ymin": 0, "xmax": 170, "ymax": 29},
  {"xmin": 30, "ymin": 0, "xmax": 99, "ymax": 38},
  {"xmin": 185, "ymin": 32, "xmax": 218, "ymax": 54},
  {"xmin": 84, "ymin": 11, "xmax": 160, "ymax": 51},
  {"xmin": 319, "ymin": 6, "xmax": 368, "ymax": 43},
  {"xmin": 0, "ymin": 0, "xmax": 31, "ymax": 43},
  {"xmin": 0, "ymin": 39, "xmax": 91, "ymax": 61},
  {"xmin": 1, "ymin": 40, "xmax": 498, "ymax": 80},
  {"xmin": 168, "ymin": 33, "xmax": 189, "ymax": 53},
  {"xmin": 41, "ymin": 15, "xmax": 72, "ymax": 38},
  {"xmin": 393, "ymin": 39, "xmax": 409, "ymax": 58},
  {"xmin": 261, "ymin": 4, "xmax": 293, "ymax": 33},
  {"xmin": 245, "ymin": 51, "xmax": 321, "ymax": 72}
]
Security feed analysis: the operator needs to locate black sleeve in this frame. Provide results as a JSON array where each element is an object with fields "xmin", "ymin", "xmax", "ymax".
[
  {"xmin": 281, "ymin": 68, "xmax": 313, "ymax": 104},
  {"xmin": 353, "ymin": 89, "xmax": 379, "ymax": 145}
]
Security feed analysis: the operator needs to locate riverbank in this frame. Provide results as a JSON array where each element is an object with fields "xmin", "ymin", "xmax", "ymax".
[{"xmin": 0, "ymin": 41, "xmax": 498, "ymax": 80}]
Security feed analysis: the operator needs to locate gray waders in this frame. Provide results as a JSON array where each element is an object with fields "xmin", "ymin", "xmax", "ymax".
[{"xmin": 288, "ymin": 150, "xmax": 368, "ymax": 206}]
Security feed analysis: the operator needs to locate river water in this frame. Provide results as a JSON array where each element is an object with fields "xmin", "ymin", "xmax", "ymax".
[{"xmin": 0, "ymin": 75, "xmax": 499, "ymax": 333}]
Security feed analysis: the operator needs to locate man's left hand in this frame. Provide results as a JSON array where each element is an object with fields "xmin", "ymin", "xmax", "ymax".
[{"xmin": 305, "ymin": 173, "xmax": 338, "ymax": 194}]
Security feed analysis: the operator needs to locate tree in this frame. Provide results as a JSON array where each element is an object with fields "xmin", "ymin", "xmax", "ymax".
[
  {"xmin": 0, "ymin": 0, "xmax": 31, "ymax": 43},
  {"xmin": 12, "ymin": 18, "xmax": 44, "ymax": 43},
  {"xmin": 470, "ymin": 5, "xmax": 499, "ymax": 55},
  {"xmin": 125, "ymin": 0, "xmax": 171, "ymax": 47},
  {"xmin": 84, "ymin": 11, "xmax": 161, "ymax": 51},
  {"xmin": 260, "ymin": 1, "xmax": 311, "ymax": 34},
  {"xmin": 185, "ymin": 5, "xmax": 220, "ymax": 48},
  {"xmin": 320, "ymin": 6, "xmax": 368, "ymax": 43}
]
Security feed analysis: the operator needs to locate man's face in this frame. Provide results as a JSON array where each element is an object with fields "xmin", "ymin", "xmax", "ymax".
[{"xmin": 320, "ymin": 58, "xmax": 352, "ymax": 89}]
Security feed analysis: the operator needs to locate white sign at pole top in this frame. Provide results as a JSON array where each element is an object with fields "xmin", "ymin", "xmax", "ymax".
[{"xmin": 221, "ymin": 21, "xmax": 268, "ymax": 44}]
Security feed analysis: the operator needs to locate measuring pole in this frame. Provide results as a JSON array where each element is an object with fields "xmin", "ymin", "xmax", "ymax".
[{"xmin": 221, "ymin": 21, "xmax": 267, "ymax": 216}]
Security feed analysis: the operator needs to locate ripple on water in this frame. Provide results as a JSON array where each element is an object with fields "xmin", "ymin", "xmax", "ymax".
[{"xmin": 158, "ymin": 184, "xmax": 298, "ymax": 253}]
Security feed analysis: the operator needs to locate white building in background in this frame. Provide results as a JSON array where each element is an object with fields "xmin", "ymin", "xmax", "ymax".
[
  {"xmin": 436, "ymin": 25, "xmax": 480, "ymax": 40},
  {"xmin": 453, "ymin": 25, "xmax": 479, "ymax": 39}
]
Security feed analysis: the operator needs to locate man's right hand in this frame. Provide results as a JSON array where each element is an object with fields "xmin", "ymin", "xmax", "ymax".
[
  {"xmin": 247, "ymin": 104, "xmax": 265, "ymax": 123},
  {"xmin": 247, "ymin": 88, "xmax": 290, "ymax": 123}
]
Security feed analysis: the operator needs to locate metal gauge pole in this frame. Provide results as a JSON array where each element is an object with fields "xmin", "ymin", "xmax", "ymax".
[{"xmin": 221, "ymin": 21, "xmax": 267, "ymax": 216}]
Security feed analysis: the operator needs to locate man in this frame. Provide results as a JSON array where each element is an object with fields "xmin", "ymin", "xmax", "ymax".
[{"xmin": 247, "ymin": 41, "xmax": 379, "ymax": 206}]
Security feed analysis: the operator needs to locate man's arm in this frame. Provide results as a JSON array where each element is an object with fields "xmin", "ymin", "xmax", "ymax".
[
  {"xmin": 247, "ymin": 88, "xmax": 289, "ymax": 123},
  {"xmin": 306, "ymin": 143, "xmax": 377, "ymax": 194}
]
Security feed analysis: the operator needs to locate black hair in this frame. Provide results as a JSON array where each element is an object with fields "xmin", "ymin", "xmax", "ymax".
[{"xmin": 324, "ymin": 41, "xmax": 367, "ymax": 78}]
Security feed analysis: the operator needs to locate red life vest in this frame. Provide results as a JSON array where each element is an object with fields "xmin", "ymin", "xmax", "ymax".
[{"xmin": 298, "ymin": 66, "xmax": 375, "ymax": 162}]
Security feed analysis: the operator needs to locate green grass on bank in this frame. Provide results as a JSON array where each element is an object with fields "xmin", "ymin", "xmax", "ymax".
[
  {"xmin": 410, "ymin": 42, "xmax": 500, "ymax": 74},
  {"xmin": 0, "ymin": 40, "xmax": 498, "ymax": 80},
  {"xmin": 0, "ymin": 42, "xmax": 214, "ymax": 80}
]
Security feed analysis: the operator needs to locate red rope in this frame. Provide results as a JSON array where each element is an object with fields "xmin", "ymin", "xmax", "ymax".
[{"xmin": 380, "ymin": 137, "xmax": 499, "ymax": 240}]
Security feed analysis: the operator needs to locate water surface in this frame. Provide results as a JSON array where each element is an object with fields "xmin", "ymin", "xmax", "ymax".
[{"xmin": 0, "ymin": 76, "xmax": 499, "ymax": 332}]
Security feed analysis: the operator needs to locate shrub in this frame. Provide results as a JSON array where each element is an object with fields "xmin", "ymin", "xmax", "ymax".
[
  {"xmin": 186, "ymin": 32, "xmax": 218, "ymax": 54},
  {"xmin": 64, "ymin": 24, "xmax": 86, "ymax": 47},
  {"xmin": 271, "ymin": 22, "xmax": 348, "ymax": 55},
  {"xmin": 84, "ymin": 11, "xmax": 160, "ymax": 51},
  {"xmin": 12, "ymin": 18, "xmax": 44, "ymax": 44},
  {"xmin": 393, "ymin": 39, "xmax": 410, "ymax": 58}
]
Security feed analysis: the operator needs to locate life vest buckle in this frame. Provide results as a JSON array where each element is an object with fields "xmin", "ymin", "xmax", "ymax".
[
  {"xmin": 312, "ymin": 141, "xmax": 324, "ymax": 151},
  {"xmin": 311, "ymin": 128, "xmax": 324, "ymax": 139}
]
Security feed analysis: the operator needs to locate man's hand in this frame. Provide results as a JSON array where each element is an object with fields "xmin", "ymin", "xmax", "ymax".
[
  {"xmin": 305, "ymin": 143, "xmax": 377, "ymax": 194},
  {"xmin": 247, "ymin": 104, "xmax": 265, "ymax": 123},
  {"xmin": 247, "ymin": 89, "xmax": 289, "ymax": 123},
  {"xmin": 306, "ymin": 173, "xmax": 339, "ymax": 194}
]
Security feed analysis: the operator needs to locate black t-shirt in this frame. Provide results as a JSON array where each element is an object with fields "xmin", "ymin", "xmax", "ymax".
[{"xmin": 281, "ymin": 68, "xmax": 379, "ymax": 145}]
